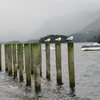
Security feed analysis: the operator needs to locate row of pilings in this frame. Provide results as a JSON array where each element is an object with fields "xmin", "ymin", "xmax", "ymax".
[{"xmin": 0, "ymin": 42, "xmax": 75, "ymax": 92}]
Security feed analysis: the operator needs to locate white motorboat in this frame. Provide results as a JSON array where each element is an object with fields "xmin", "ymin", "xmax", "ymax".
[{"xmin": 81, "ymin": 43, "xmax": 100, "ymax": 51}]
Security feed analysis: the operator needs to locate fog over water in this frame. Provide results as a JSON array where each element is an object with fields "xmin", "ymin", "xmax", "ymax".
[{"xmin": 0, "ymin": 0, "xmax": 100, "ymax": 41}]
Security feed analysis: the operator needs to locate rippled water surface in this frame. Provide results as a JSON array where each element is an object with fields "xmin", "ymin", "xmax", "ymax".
[{"xmin": 0, "ymin": 43, "xmax": 100, "ymax": 100}]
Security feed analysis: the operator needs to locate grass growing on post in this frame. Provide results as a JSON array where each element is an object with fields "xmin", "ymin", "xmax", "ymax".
[
  {"xmin": 67, "ymin": 42, "xmax": 75, "ymax": 89},
  {"xmin": 55, "ymin": 43, "xmax": 63, "ymax": 85},
  {"xmin": 17, "ymin": 44, "xmax": 23, "ymax": 81},
  {"xmin": 45, "ymin": 43, "xmax": 50, "ymax": 80},
  {"xmin": 32, "ymin": 43, "xmax": 41, "ymax": 92},
  {"xmin": 24, "ymin": 43, "xmax": 31, "ymax": 86}
]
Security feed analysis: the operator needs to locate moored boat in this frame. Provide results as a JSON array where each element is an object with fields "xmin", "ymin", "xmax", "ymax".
[{"xmin": 81, "ymin": 43, "xmax": 100, "ymax": 51}]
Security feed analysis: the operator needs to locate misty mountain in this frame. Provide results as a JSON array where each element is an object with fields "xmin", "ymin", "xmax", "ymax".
[
  {"xmin": 71, "ymin": 10, "xmax": 100, "ymax": 42},
  {"xmin": 35, "ymin": 10, "xmax": 100, "ymax": 36},
  {"xmin": 82, "ymin": 16, "xmax": 100, "ymax": 32},
  {"xmin": 71, "ymin": 30, "xmax": 100, "ymax": 42}
]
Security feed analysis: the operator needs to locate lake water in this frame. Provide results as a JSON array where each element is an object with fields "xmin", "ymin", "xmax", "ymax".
[{"xmin": 0, "ymin": 43, "xmax": 100, "ymax": 100}]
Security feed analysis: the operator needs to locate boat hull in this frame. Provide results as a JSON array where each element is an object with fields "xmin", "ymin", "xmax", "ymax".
[
  {"xmin": 81, "ymin": 43, "xmax": 100, "ymax": 51},
  {"xmin": 81, "ymin": 47, "xmax": 100, "ymax": 51}
]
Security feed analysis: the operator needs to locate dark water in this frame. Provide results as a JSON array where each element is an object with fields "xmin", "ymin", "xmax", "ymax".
[{"xmin": 0, "ymin": 43, "xmax": 100, "ymax": 100}]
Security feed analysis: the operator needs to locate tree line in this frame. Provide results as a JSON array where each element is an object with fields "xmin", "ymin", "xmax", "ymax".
[{"xmin": 39, "ymin": 35, "xmax": 68, "ymax": 43}]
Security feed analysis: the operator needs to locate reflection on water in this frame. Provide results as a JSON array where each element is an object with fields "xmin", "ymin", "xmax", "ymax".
[{"xmin": 0, "ymin": 43, "xmax": 100, "ymax": 100}]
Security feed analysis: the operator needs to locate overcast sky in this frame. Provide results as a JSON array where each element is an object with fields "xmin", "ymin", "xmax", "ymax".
[{"xmin": 0, "ymin": 0, "xmax": 100, "ymax": 41}]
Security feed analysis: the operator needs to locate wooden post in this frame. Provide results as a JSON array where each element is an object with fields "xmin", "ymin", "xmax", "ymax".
[
  {"xmin": 67, "ymin": 42, "xmax": 75, "ymax": 89},
  {"xmin": 0, "ymin": 44, "xmax": 1, "ymax": 71},
  {"xmin": 17, "ymin": 44, "xmax": 24, "ymax": 81},
  {"xmin": 29, "ymin": 43, "xmax": 34, "ymax": 74},
  {"xmin": 32, "ymin": 43, "xmax": 41, "ymax": 92},
  {"xmin": 24, "ymin": 43, "xmax": 31, "ymax": 86},
  {"xmin": 12, "ymin": 44, "xmax": 17, "ymax": 79},
  {"xmin": 55, "ymin": 43, "xmax": 63, "ymax": 85},
  {"xmin": 45, "ymin": 43, "xmax": 50, "ymax": 80},
  {"xmin": 5, "ymin": 44, "xmax": 9, "ymax": 72},
  {"xmin": 7, "ymin": 44, "xmax": 12, "ymax": 76},
  {"xmin": 40, "ymin": 44, "xmax": 42, "ymax": 77}
]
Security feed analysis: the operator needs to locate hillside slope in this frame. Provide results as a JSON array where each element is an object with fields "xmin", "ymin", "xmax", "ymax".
[
  {"xmin": 82, "ymin": 17, "xmax": 100, "ymax": 32},
  {"xmin": 34, "ymin": 10, "xmax": 100, "ymax": 36}
]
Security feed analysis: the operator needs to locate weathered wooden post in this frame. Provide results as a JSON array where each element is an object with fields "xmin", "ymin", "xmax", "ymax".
[
  {"xmin": 40, "ymin": 44, "xmax": 42, "ymax": 77},
  {"xmin": 5, "ymin": 44, "xmax": 8, "ymax": 72},
  {"xmin": 0, "ymin": 44, "xmax": 1, "ymax": 71},
  {"xmin": 67, "ymin": 42, "xmax": 75, "ymax": 89},
  {"xmin": 45, "ymin": 43, "xmax": 50, "ymax": 80},
  {"xmin": 32, "ymin": 43, "xmax": 41, "ymax": 92},
  {"xmin": 29, "ymin": 43, "xmax": 34, "ymax": 74},
  {"xmin": 12, "ymin": 44, "xmax": 17, "ymax": 79},
  {"xmin": 24, "ymin": 43, "xmax": 31, "ymax": 86},
  {"xmin": 7, "ymin": 44, "xmax": 12, "ymax": 76},
  {"xmin": 17, "ymin": 44, "xmax": 23, "ymax": 81},
  {"xmin": 55, "ymin": 43, "xmax": 63, "ymax": 85}
]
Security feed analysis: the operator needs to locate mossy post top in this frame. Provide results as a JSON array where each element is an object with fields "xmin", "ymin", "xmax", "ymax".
[{"xmin": 68, "ymin": 42, "xmax": 74, "ymax": 48}]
